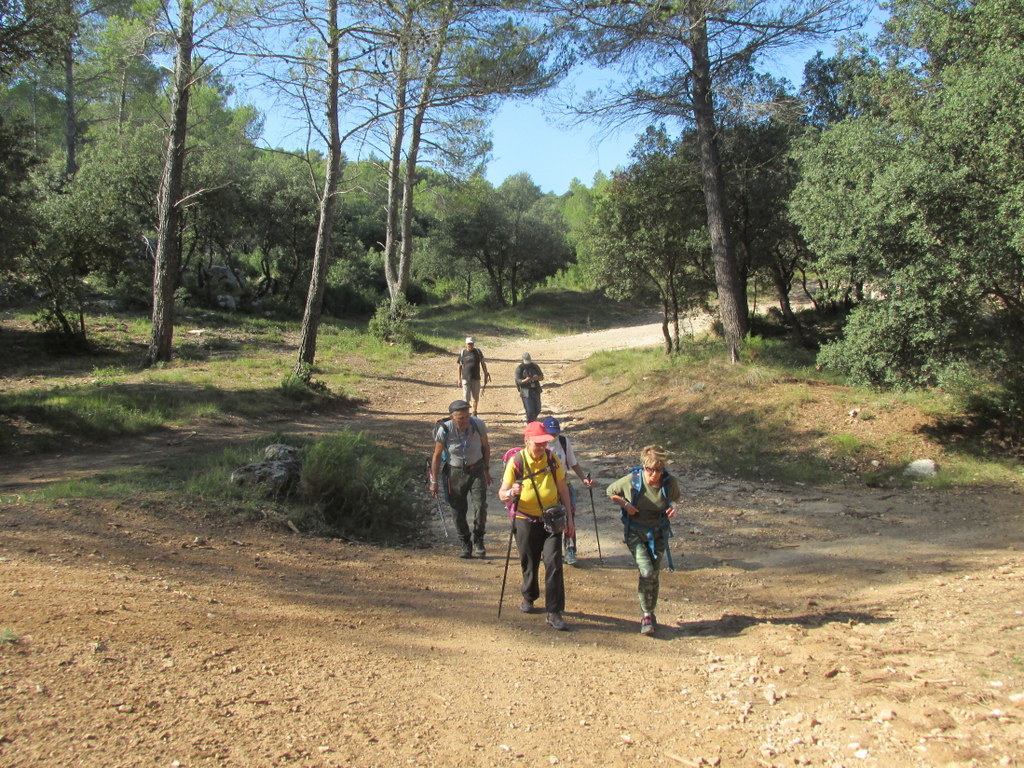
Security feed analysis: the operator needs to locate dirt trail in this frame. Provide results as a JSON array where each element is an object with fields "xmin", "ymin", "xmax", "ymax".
[{"xmin": 2, "ymin": 320, "xmax": 1023, "ymax": 768}]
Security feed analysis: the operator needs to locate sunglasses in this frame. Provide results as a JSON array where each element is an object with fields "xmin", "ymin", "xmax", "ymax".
[{"xmin": 643, "ymin": 465, "xmax": 663, "ymax": 473}]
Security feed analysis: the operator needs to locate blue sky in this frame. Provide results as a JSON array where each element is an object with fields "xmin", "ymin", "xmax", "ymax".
[
  {"xmin": 254, "ymin": 40, "xmax": 850, "ymax": 196},
  {"xmin": 485, "ymin": 96, "xmax": 637, "ymax": 195},
  {"xmin": 483, "ymin": 42, "xmax": 835, "ymax": 196}
]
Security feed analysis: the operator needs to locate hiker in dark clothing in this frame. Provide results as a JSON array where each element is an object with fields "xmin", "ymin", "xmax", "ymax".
[
  {"xmin": 456, "ymin": 336, "xmax": 490, "ymax": 416},
  {"xmin": 513, "ymin": 352, "xmax": 544, "ymax": 422},
  {"xmin": 431, "ymin": 400, "xmax": 492, "ymax": 558},
  {"xmin": 606, "ymin": 445, "xmax": 680, "ymax": 636}
]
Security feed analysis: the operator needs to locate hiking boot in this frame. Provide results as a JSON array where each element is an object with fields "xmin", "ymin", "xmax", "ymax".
[
  {"xmin": 640, "ymin": 614, "xmax": 656, "ymax": 636},
  {"xmin": 564, "ymin": 547, "xmax": 577, "ymax": 566},
  {"xmin": 546, "ymin": 612, "xmax": 567, "ymax": 631},
  {"xmin": 459, "ymin": 538, "xmax": 473, "ymax": 559},
  {"xmin": 472, "ymin": 535, "xmax": 486, "ymax": 558},
  {"xmin": 519, "ymin": 599, "xmax": 534, "ymax": 614}
]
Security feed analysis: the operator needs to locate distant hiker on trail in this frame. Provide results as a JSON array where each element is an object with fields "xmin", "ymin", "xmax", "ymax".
[
  {"xmin": 542, "ymin": 416, "xmax": 594, "ymax": 566},
  {"xmin": 456, "ymin": 337, "xmax": 490, "ymax": 416},
  {"xmin": 498, "ymin": 421, "xmax": 574, "ymax": 631},
  {"xmin": 606, "ymin": 445, "xmax": 680, "ymax": 636},
  {"xmin": 430, "ymin": 400, "xmax": 492, "ymax": 559},
  {"xmin": 514, "ymin": 352, "xmax": 544, "ymax": 423}
]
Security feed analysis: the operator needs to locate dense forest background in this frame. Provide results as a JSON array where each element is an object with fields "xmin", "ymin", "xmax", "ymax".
[{"xmin": 1, "ymin": 0, "xmax": 1022, "ymax": 445}]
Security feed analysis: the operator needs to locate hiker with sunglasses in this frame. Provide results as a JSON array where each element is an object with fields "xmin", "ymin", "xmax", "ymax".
[
  {"xmin": 498, "ymin": 421, "xmax": 574, "ymax": 630},
  {"xmin": 606, "ymin": 445, "xmax": 680, "ymax": 636}
]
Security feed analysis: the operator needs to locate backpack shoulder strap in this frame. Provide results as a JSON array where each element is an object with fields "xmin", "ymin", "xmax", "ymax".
[
  {"xmin": 630, "ymin": 466, "xmax": 644, "ymax": 505},
  {"xmin": 558, "ymin": 434, "xmax": 567, "ymax": 454},
  {"xmin": 630, "ymin": 466, "xmax": 671, "ymax": 504}
]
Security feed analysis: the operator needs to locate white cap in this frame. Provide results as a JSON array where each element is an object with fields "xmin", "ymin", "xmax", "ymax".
[
  {"xmin": 522, "ymin": 352, "xmax": 532, "ymax": 362},
  {"xmin": 465, "ymin": 336, "xmax": 475, "ymax": 344}
]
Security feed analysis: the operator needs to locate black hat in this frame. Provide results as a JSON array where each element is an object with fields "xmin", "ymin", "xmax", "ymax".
[{"xmin": 448, "ymin": 399, "xmax": 471, "ymax": 413}]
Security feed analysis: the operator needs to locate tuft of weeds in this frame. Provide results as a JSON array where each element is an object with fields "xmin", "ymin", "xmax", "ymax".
[{"xmin": 300, "ymin": 430, "xmax": 423, "ymax": 543}]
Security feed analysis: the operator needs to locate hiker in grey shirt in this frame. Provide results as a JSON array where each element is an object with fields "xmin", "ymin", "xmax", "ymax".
[{"xmin": 430, "ymin": 400, "xmax": 492, "ymax": 558}]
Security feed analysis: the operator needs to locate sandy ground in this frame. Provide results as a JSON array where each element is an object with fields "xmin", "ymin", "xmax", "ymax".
[{"xmin": 2, "ymin": 319, "xmax": 1023, "ymax": 768}]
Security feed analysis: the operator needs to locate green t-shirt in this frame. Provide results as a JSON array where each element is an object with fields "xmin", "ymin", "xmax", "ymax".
[{"xmin": 606, "ymin": 470, "xmax": 681, "ymax": 528}]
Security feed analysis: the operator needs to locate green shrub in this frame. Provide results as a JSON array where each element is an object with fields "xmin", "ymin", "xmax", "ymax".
[
  {"xmin": 300, "ymin": 430, "xmax": 421, "ymax": 542},
  {"xmin": 816, "ymin": 298, "xmax": 952, "ymax": 388},
  {"xmin": 368, "ymin": 295, "xmax": 416, "ymax": 345},
  {"xmin": 280, "ymin": 362, "xmax": 331, "ymax": 401}
]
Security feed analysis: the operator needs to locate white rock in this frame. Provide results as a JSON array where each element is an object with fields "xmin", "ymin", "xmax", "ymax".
[{"xmin": 904, "ymin": 458, "xmax": 938, "ymax": 477}]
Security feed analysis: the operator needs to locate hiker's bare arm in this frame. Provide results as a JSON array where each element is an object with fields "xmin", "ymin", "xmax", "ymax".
[
  {"xmin": 499, "ymin": 479, "xmax": 521, "ymax": 502},
  {"xmin": 430, "ymin": 442, "xmax": 444, "ymax": 497},
  {"xmin": 609, "ymin": 493, "xmax": 637, "ymax": 515},
  {"xmin": 572, "ymin": 463, "xmax": 593, "ymax": 486},
  {"xmin": 557, "ymin": 475, "xmax": 574, "ymax": 536}
]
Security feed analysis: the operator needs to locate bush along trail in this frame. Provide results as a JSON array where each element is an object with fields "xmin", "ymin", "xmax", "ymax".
[{"xmin": 2, "ymin": 321, "xmax": 1024, "ymax": 768}]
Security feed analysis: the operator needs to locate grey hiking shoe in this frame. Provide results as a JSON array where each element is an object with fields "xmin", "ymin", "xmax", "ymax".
[
  {"xmin": 459, "ymin": 539, "xmax": 473, "ymax": 558},
  {"xmin": 546, "ymin": 612, "xmax": 567, "ymax": 631},
  {"xmin": 519, "ymin": 599, "xmax": 534, "ymax": 613},
  {"xmin": 472, "ymin": 535, "xmax": 486, "ymax": 558},
  {"xmin": 640, "ymin": 613, "xmax": 656, "ymax": 636}
]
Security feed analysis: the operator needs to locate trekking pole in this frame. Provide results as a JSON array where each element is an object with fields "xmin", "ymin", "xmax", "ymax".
[
  {"xmin": 434, "ymin": 495, "xmax": 450, "ymax": 538},
  {"xmin": 587, "ymin": 474, "xmax": 603, "ymax": 566},
  {"xmin": 497, "ymin": 519, "xmax": 515, "ymax": 617},
  {"xmin": 425, "ymin": 459, "xmax": 450, "ymax": 537}
]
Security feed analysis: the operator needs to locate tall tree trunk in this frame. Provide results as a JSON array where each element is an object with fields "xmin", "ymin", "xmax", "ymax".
[
  {"xmin": 147, "ymin": 0, "xmax": 194, "ymax": 366},
  {"xmin": 63, "ymin": 37, "xmax": 76, "ymax": 177},
  {"xmin": 396, "ymin": 3, "xmax": 452, "ymax": 306},
  {"xmin": 660, "ymin": 296, "xmax": 672, "ymax": 355},
  {"xmin": 769, "ymin": 257, "xmax": 801, "ymax": 331},
  {"xmin": 689, "ymin": 16, "xmax": 748, "ymax": 362},
  {"xmin": 295, "ymin": 0, "xmax": 342, "ymax": 373},
  {"xmin": 383, "ymin": 33, "xmax": 409, "ymax": 304}
]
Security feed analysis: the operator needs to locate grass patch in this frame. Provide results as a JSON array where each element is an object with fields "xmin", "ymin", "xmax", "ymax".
[
  {"xmin": 300, "ymin": 430, "xmax": 423, "ymax": 543},
  {"xmin": 0, "ymin": 627, "xmax": 18, "ymax": 646},
  {"xmin": 16, "ymin": 430, "xmax": 426, "ymax": 544},
  {"xmin": 0, "ymin": 310, "xmax": 396, "ymax": 456},
  {"xmin": 582, "ymin": 337, "xmax": 1022, "ymax": 488}
]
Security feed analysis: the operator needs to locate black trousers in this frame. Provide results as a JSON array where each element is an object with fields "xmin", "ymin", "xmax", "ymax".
[{"xmin": 514, "ymin": 517, "xmax": 564, "ymax": 613}]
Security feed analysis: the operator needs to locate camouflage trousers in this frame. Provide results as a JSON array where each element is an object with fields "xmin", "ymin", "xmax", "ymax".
[{"xmin": 625, "ymin": 529, "xmax": 667, "ymax": 614}]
